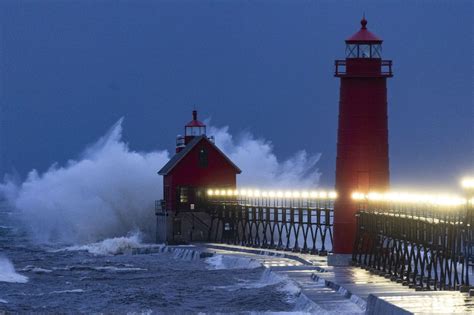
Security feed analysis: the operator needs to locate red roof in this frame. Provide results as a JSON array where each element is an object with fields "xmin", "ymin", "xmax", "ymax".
[
  {"xmin": 346, "ymin": 18, "xmax": 382, "ymax": 43},
  {"xmin": 185, "ymin": 110, "xmax": 206, "ymax": 127},
  {"xmin": 158, "ymin": 135, "xmax": 241, "ymax": 175},
  {"xmin": 186, "ymin": 120, "xmax": 206, "ymax": 127}
]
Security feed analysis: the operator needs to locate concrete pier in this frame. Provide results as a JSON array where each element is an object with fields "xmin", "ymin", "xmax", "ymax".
[{"xmin": 197, "ymin": 243, "xmax": 474, "ymax": 314}]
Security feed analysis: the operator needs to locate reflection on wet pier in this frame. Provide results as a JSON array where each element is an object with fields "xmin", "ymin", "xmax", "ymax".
[{"xmin": 200, "ymin": 243, "xmax": 474, "ymax": 314}]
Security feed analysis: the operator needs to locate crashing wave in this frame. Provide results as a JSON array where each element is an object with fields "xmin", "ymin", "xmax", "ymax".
[
  {"xmin": 0, "ymin": 257, "xmax": 28, "ymax": 283},
  {"xmin": 170, "ymin": 247, "xmax": 207, "ymax": 261},
  {"xmin": 0, "ymin": 118, "xmax": 321, "ymax": 245},
  {"xmin": 59, "ymin": 232, "xmax": 157, "ymax": 255},
  {"xmin": 205, "ymin": 254, "xmax": 262, "ymax": 270}
]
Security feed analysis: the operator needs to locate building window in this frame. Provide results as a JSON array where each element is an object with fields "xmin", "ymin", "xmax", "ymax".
[
  {"xmin": 186, "ymin": 126, "xmax": 206, "ymax": 136},
  {"xmin": 371, "ymin": 44, "xmax": 382, "ymax": 58},
  {"xmin": 346, "ymin": 43, "xmax": 382, "ymax": 59},
  {"xmin": 198, "ymin": 147, "xmax": 208, "ymax": 168},
  {"xmin": 345, "ymin": 44, "xmax": 357, "ymax": 58},
  {"xmin": 179, "ymin": 187, "xmax": 189, "ymax": 203},
  {"xmin": 359, "ymin": 45, "xmax": 370, "ymax": 58}
]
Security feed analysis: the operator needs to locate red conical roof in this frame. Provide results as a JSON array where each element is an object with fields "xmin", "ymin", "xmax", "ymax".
[
  {"xmin": 185, "ymin": 110, "xmax": 206, "ymax": 127},
  {"xmin": 346, "ymin": 17, "xmax": 382, "ymax": 43}
]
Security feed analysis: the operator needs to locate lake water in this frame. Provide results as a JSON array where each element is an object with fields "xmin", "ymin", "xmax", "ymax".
[{"xmin": 0, "ymin": 206, "xmax": 320, "ymax": 314}]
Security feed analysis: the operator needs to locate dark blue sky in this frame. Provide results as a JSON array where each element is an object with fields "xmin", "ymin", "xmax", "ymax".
[{"xmin": 0, "ymin": 0, "xmax": 472, "ymax": 189}]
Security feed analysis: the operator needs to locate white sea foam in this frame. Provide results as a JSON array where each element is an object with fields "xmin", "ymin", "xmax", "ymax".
[
  {"xmin": 211, "ymin": 268, "xmax": 289, "ymax": 291},
  {"xmin": 0, "ymin": 118, "xmax": 321, "ymax": 245},
  {"xmin": 206, "ymin": 261, "xmax": 325, "ymax": 313},
  {"xmin": 49, "ymin": 289, "xmax": 84, "ymax": 294},
  {"xmin": 53, "ymin": 265, "xmax": 146, "ymax": 273},
  {"xmin": 61, "ymin": 232, "xmax": 149, "ymax": 255},
  {"xmin": 258, "ymin": 270, "xmax": 326, "ymax": 314},
  {"xmin": 170, "ymin": 247, "xmax": 202, "ymax": 261},
  {"xmin": 0, "ymin": 298, "xmax": 7, "ymax": 304},
  {"xmin": 0, "ymin": 119, "xmax": 168, "ymax": 244},
  {"xmin": 93, "ymin": 266, "xmax": 147, "ymax": 272},
  {"xmin": 205, "ymin": 254, "xmax": 262, "ymax": 270},
  {"xmin": 21, "ymin": 265, "xmax": 53, "ymax": 274},
  {"xmin": 0, "ymin": 257, "xmax": 28, "ymax": 283}
]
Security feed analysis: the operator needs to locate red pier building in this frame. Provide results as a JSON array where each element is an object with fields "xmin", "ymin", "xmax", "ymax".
[
  {"xmin": 156, "ymin": 110, "xmax": 241, "ymax": 244},
  {"xmin": 333, "ymin": 17, "xmax": 393, "ymax": 259}
]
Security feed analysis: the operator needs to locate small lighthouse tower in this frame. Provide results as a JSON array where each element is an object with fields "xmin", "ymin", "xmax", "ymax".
[
  {"xmin": 157, "ymin": 110, "xmax": 241, "ymax": 244},
  {"xmin": 333, "ymin": 17, "xmax": 393, "ymax": 257}
]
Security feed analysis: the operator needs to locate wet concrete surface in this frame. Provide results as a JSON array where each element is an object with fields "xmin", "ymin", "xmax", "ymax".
[{"xmin": 199, "ymin": 243, "xmax": 474, "ymax": 314}]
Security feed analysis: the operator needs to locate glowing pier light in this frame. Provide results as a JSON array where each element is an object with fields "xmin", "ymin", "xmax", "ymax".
[
  {"xmin": 206, "ymin": 188, "xmax": 339, "ymax": 199},
  {"xmin": 461, "ymin": 177, "xmax": 474, "ymax": 189},
  {"xmin": 351, "ymin": 192, "xmax": 365, "ymax": 200},
  {"xmin": 351, "ymin": 191, "xmax": 467, "ymax": 206}
]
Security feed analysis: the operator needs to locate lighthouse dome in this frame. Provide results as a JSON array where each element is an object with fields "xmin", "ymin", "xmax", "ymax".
[{"xmin": 346, "ymin": 17, "xmax": 382, "ymax": 43}]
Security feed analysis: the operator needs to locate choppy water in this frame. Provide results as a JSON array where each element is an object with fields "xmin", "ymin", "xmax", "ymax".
[{"xmin": 0, "ymin": 205, "xmax": 315, "ymax": 314}]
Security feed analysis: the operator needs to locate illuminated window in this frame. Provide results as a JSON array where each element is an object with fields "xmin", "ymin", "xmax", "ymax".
[
  {"xmin": 179, "ymin": 187, "xmax": 189, "ymax": 203},
  {"xmin": 199, "ymin": 147, "xmax": 208, "ymax": 168}
]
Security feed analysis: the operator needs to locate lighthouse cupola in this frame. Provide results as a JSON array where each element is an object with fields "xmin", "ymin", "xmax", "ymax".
[
  {"xmin": 176, "ymin": 110, "xmax": 207, "ymax": 152},
  {"xmin": 185, "ymin": 110, "xmax": 206, "ymax": 141},
  {"xmin": 335, "ymin": 17, "xmax": 392, "ymax": 78},
  {"xmin": 345, "ymin": 17, "xmax": 382, "ymax": 59}
]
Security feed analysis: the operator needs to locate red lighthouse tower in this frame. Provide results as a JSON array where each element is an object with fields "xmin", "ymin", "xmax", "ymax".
[{"xmin": 333, "ymin": 17, "xmax": 393, "ymax": 257}]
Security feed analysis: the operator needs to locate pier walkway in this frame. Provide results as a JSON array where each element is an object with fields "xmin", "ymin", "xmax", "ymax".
[{"xmin": 196, "ymin": 243, "xmax": 474, "ymax": 314}]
